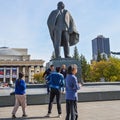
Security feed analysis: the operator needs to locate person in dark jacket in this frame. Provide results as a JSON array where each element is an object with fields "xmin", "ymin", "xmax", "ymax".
[
  {"xmin": 12, "ymin": 72, "xmax": 27, "ymax": 119},
  {"xmin": 43, "ymin": 65, "xmax": 54, "ymax": 94},
  {"xmin": 60, "ymin": 64, "xmax": 67, "ymax": 79},
  {"xmin": 60, "ymin": 64, "xmax": 67, "ymax": 92},
  {"xmin": 46, "ymin": 67, "xmax": 64, "ymax": 118}
]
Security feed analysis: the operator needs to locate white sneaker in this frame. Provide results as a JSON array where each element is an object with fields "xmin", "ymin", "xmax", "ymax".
[
  {"xmin": 46, "ymin": 113, "xmax": 51, "ymax": 117},
  {"xmin": 58, "ymin": 114, "xmax": 61, "ymax": 118}
]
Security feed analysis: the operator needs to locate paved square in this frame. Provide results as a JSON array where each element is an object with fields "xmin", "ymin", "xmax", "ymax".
[{"xmin": 0, "ymin": 100, "xmax": 120, "ymax": 120}]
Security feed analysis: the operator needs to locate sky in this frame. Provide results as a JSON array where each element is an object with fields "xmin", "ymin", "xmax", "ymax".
[{"xmin": 0, "ymin": 0, "xmax": 120, "ymax": 65}]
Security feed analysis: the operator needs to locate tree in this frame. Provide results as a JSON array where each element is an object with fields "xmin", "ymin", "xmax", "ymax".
[
  {"xmin": 33, "ymin": 72, "xmax": 44, "ymax": 83},
  {"xmin": 80, "ymin": 54, "xmax": 90, "ymax": 82},
  {"xmin": 101, "ymin": 53, "xmax": 107, "ymax": 61},
  {"xmin": 97, "ymin": 50, "xmax": 102, "ymax": 62},
  {"xmin": 51, "ymin": 51, "xmax": 56, "ymax": 60},
  {"xmin": 89, "ymin": 57, "xmax": 120, "ymax": 82},
  {"xmin": 104, "ymin": 57, "xmax": 120, "ymax": 81},
  {"xmin": 89, "ymin": 60, "xmax": 107, "ymax": 82},
  {"xmin": 73, "ymin": 46, "xmax": 80, "ymax": 60}
]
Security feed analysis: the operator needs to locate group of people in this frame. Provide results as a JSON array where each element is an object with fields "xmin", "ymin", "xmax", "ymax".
[
  {"xmin": 11, "ymin": 64, "xmax": 80, "ymax": 120},
  {"xmin": 43, "ymin": 64, "xmax": 80, "ymax": 120},
  {"xmin": 43, "ymin": 64, "xmax": 67, "ymax": 94}
]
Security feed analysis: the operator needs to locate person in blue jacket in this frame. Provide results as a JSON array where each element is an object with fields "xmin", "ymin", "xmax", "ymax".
[
  {"xmin": 12, "ymin": 72, "xmax": 27, "ymax": 118},
  {"xmin": 65, "ymin": 64, "xmax": 80, "ymax": 120},
  {"xmin": 46, "ymin": 67, "xmax": 64, "ymax": 118}
]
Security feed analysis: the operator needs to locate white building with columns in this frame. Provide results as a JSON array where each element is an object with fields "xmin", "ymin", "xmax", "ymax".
[{"xmin": 0, "ymin": 47, "xmax": 44, "ymax": 83}]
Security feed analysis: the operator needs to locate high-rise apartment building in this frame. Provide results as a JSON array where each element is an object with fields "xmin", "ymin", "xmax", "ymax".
[{"xmin": 92, "ymin": 35, "xmax": 110, "ymax": 60}]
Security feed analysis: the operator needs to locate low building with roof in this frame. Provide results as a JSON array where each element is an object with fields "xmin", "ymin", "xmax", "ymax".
[{"xmin": 0, "ymin": 47, "xmax": 45, "ymax": 84}]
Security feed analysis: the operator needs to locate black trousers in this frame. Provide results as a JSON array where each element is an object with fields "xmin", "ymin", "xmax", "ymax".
[
  {"xmin": 48, "ymin": 88, "xmax": 61, "ymax": 114},
  {"xmin": 65, "ymin": 100, "xmax": 78, "ymax": 120}
]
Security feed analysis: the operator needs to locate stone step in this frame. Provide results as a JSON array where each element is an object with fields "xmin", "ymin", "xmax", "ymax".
[{"xmin": 0, "ymin": 89, "xmax": 120, "ymax": 107}]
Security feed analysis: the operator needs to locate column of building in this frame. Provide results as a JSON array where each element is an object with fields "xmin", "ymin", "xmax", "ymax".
[
  {"xmin": 17, "ymin": 67, "xmax": 19, "ymax": 79},
  {"xmin": 3, "ymin": 67, "xmax": 6, "ymax": 83},
  {"xmin": 22, "ymin": 66, "xmax": 26, "ymax": 80},
  {"xmin": 40, "ymin": 66, "xmax": 44, "ymax": 72},
  {"xmin": 28, "ymin": 66, "xmax": 31, "ymax": 83},
  {"xmin": 34, "ymin": 66, "xmax": 40, "ymax": 73},
  {"xmin": 9, "ymin": 67, "xmax": 13, "ymax": 84}
]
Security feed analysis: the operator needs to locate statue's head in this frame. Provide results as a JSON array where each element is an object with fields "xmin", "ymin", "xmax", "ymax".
[{"xmin": 57, "ymin": 1, "xmax": 65, "ymax": 10}]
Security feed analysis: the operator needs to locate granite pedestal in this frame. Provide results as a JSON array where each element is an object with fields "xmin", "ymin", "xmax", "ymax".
[{"xmin": 46, "ymin": 58, "xmax": 82, "ymax": 83}]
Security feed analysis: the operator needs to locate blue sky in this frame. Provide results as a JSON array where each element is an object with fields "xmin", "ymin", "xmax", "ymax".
[{"xmin": 0, "ymin": 0, "xmax": 120, "ymax": 64}]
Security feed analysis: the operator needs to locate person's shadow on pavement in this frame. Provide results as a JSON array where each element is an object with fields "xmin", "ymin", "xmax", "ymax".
[{"xmin": 0, "ymin": 115, "xmax": 60, "ymax": 120}]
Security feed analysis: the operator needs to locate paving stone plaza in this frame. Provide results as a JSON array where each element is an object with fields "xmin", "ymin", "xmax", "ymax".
[
  {"xmin": 0, "ymin": 85, "xmax": 120, "ymax": 120},
  {"xmin": 0, "ymin": 100, "xmax": 120, "ymax": 120}
]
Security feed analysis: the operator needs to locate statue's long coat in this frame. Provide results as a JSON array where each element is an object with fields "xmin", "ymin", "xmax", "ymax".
[{"xmin": 47, "ymin": 9, "xmax": 79, "ymax": 46}]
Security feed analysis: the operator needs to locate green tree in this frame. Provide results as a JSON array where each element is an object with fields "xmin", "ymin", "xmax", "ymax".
[
  {"xmin": 73, "ymin": 46, "xmax": 80, "ymax": 60},
  {"xmin": 102, "ymin": 53, "xmax": 107, "ymax": 61},
  {"xmin": 80, "ymin": 54, "xmax": 90, "ymax": 82},
  {"xmin": 97, "ymin": 50, "xmax": 102, "ymax": 62},
  {"xmin": 51, "ymin": 51, "xmax": 56, "ymax": 60}
]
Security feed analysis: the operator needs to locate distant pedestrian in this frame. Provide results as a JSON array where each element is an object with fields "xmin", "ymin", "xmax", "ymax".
[
  {"xmin": 43, "ymin": 65, "xmax": 54, "ymax": 94},
  {"xmin": 60, "ymin": 64, "xmax": 67, "ymax": 92},
  {"xmin": 65, "ymin": 64, "xmax": 80, "ymax": 120},
  {"xmin": 46, "ymin": 67, "xmax": 64, "ymax": 118},
  {"xmin": 12, "ymin": 72, "xmax": 27, "ymax": 119},
  {"xmin": 60, "ymin": 64, "xmax": 67, "ymax": 79}
]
